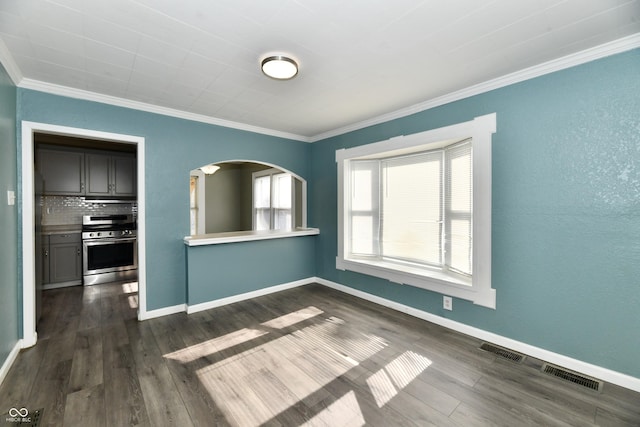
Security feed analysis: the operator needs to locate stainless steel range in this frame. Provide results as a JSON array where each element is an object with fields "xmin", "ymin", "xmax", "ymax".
[{"xmin": 82, "ymin": 214, "xmax": 138, "ymax": 285}]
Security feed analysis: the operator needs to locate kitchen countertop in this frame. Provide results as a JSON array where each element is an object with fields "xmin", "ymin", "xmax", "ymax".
[
  {"xmin": 41, "ymin": 224, "xmax": 82, "ymax": 235},
  {"xmin": 184, "ymin": 227, "xmax": 320, "ymax": 246}
]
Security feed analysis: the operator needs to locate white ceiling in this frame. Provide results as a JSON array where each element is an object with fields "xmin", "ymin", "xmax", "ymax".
[{"xmin": 0, "ymin": 0, "xmax": 639, "ymax": 141}]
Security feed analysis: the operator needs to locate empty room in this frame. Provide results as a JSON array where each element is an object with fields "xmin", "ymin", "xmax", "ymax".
[{"xmin": 1, "ymin": 1, "xmax": 639, "ymax": 426}]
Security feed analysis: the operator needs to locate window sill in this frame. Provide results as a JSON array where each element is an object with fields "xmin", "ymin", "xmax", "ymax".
[
  {"xmin": 336, "ymin": 257, "xmax": 495, "ymax": 309},
  {"xmin": 184, "ymin": 227, "xmax": 320, "ymax": 246},
  {"xmin": 338, "ymin": 256, "xmax": 471, "ymax": 286}
]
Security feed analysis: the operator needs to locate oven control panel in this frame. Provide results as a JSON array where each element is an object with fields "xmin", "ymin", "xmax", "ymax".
[
  {"xmin": 82, "ymin": 214, "xmax": 137, "ymax": 240},
  {"xmin": 82, "ymin": 229, "xmax": 137, "ymax": 240}
]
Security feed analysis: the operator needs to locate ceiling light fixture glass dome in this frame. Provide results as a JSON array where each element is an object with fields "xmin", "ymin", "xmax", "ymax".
[
  {"xmin": 261, "ymin": 55, "xmax": 298, "ymax": 80},
  {"xmin": 200, "ymin": 164, "xmax": 220, "ymax": 175}
]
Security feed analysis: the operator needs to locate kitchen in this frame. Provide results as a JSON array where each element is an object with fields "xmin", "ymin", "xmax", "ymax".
[{"xmin": 34, "ymin": 132, "xmax": 138, "ymax": 325}]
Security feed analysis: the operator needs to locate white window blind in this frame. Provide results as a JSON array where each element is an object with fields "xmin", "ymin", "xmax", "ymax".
[
  {"xmin": 349, "ymin": 160, "xmax": 379, "ymax": 256},
  {"xmin": 381, "ymin": 151, "xmax": 443, "ymax": 267},
  {"xmin": 445, "ymin": 141, "xmax": 472, "ymax": 276},
  {"xmin": 254, "ymin": 175, "xmax": 272, "ymax": 231},
  {"xmin": 273, "ymin": 173, "xmax": 293, "ymax": 230},
  {"xmin": 253, "ymin": 170, "xmax": 293, "ymax": 231},
  {"xmin": 348, "ymin": 139, "xmax": 472, "ymax": 277},
  {"xmin": 189, "ymin": 175, "xmax": 199, "ymax": 235}
]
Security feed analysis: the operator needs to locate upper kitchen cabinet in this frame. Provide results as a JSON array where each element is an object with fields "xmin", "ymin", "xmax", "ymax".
[
  {"xmin": 37, "ymin": 149, "xmax": 85, "ymax": 195},
  {"xmin": 85, "ymin": 153, "xmax": 136, "ymax": 198},
  {"xmin": 36, "ymin": 145, "xmax": 137, "ymax": 198},
  {"xmin": 112, "ymin": 154, "xmax": 136, "ymax": 197}
]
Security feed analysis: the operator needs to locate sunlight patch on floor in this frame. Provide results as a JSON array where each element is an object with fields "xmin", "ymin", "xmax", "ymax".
[
  {"xmin": 261, "ymin": 306, "xmax": 323, "ymax": 329},
  {"xmin": 385, "ymin": 350, "xmax": 432, "ymax": 388},
  {"xmin": 292, "ymin": 316, "xmax": 387, "ymax": 365},
  {"xmin": 165, "ymin": 328, "xmax": 269, "ymax": 363},
  {"xmin": 366, "ymin": 368, "xmax": 398, "ymax": 408},
  {"xmin": 195, "ymin": 316, "xmax": 386, "ymax": 426},
  {"xmin": 366, "ymin": 350, "xmax": 432, "ymax": 408},
  {"xmin": 163, "ymin": 306, "xmax": 324, "ymax": 364},
  {"xmin": 121, "ymin": 281, "xmax": 138, "ymax": 294},
  {"xmin": 301, "ymin": 391, "xmax": 365, "ymax": 427},
  {"xmin": 127, "ymin": 295, "xmax": 138, "ymax": 309}
]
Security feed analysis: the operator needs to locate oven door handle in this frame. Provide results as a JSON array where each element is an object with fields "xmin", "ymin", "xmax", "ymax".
[{"xmin": 83, "ymin": 237, "xmax": 137, "ymax": 246}]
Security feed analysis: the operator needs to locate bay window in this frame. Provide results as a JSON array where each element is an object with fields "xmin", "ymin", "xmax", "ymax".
[{"xmin": 336, "ymin": 114, "xmax": 496, "ymax": 308}]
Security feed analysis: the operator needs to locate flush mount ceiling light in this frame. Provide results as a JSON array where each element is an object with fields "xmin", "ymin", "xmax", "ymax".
[
  {"xmin": 200, "ymin": 164, "xmax": 220, "ymax": 175},
  {"xmin": 261, "ymin": 55, "xmax": 298, "ymax": 80}
]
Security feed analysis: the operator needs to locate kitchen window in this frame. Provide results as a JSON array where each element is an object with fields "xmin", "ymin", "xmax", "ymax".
[
  {"xmin": 253, "ymin": 168, "xmax": 294, "ymax": 231},
  {"xmin": 336, "ymin": 114, "xmax": 496, "ymax": 308},
  {"xmin": 189, "ymin": 175, "xmax": 199, "ymax": 235}
]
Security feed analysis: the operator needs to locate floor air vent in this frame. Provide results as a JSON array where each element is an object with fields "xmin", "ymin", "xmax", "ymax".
[
  {"xmin": 479, "ymin": 342, "xmax": 525, "ymax": 363},
  {"xmin": 542, "ymin": 363, "xmax": 602, "ymax": 392}
]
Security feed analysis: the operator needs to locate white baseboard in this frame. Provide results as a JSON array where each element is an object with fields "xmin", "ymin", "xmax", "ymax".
[
  {"xmin": 139, "ymin": 304, "xmax": 187, "ymax": 320},
  {"xmin": 21, "ymin": 332, "xmax": 37, "ymax": 349},
  {"xmin": 0, "ymin": 340, "xmax": 22, "ymax": 387},
  {"xmin": 314, "ymin": 277, "xmax": 640, "ymax": 394},
  {"xmin": 4, "ymin": 276, "xmax": 637, "ymax": 392},
  {"xmin": 128, "ymin": 275, "xmax": 640, "ymax": 393},
  {"xmin": 140, "ymin": 278, "xmax": 318, "ymax": 319},
  {"xmin": 186, "ymin": 278, "xmax": 315, "ymax": 314}
]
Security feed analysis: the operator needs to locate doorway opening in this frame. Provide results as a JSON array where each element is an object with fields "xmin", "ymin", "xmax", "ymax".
[{"xmin": 21, "ymin": 121, "xmax": 147, "ymax": 347}]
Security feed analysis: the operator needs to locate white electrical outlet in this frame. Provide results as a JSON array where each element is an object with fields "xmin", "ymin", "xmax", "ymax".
[
  {"xmin": 7, "ymin": 190, "xmax": 15, "ymax": 206},
  {"xmin": 443, "ymin": 296, "xmax": 453, "ymax": 311}
]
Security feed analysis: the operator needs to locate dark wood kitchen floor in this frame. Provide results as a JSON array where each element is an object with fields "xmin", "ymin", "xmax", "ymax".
[{"xmin": 1, "ymin": 282, "xmax": 639, "ymax": 426}]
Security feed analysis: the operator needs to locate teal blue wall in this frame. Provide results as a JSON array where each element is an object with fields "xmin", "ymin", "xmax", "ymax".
[
  {"xmin": 310, "ymin": 49, "xmax": 640, "ymax": 378},
  {"xmin": 7, "ymin": 48, "xmax": 640, "ymax": 382},
  {"xmin": 0, "ymin": 64, "xmax": 19, "ymax": 368},
  {"xmin": 16, "ymin": 90, "xmax": 313, "ymax": 311},
  {"xmin": 187, "ymin": 236, "xmax": 316, "ymax": 305}
]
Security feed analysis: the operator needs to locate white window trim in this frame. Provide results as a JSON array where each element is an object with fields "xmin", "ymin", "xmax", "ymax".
[
  {"xmin": 336, "ymin": 113, "xmax": 496, "ymax": 309},
  {"xmin": 189, "ymin": 169, "xmax": 206, "ymax": 235}
]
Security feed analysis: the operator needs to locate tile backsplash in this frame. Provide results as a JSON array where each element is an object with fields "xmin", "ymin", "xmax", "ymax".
[{"xmin": 41, "ymin": 196, "xmax": 137, "ymax": 226}]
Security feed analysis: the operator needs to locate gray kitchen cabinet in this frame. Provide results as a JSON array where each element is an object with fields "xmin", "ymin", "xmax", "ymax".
[
  {"xmin": 41, "ymin": 234, "xmax": 50, "ymax": 287},
  {"xmin": 36, "ymin": 149, "xmax": 85, "ymax": 195},
  {"xmin": 112, "ymin": 154, "xmax": 136, "ymax": 197},
  {"xmin": 45, "ymin": 233, "xmax": 82, "ymax": 286},
  {"xmin": 85, "ymin": 153, "xmax": 110, "ymax": 196},
  {"xmin": 36, "ymin": 147, "xmax": 136, "ymax": 198},
  {"xmin": 86, "ymin": 153, "xmax": 136, "ymax": 198}
]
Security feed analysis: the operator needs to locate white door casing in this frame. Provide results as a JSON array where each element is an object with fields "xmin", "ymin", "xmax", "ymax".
[{"xmin": 21, "ymin": 121, "xmax": 147, "ymax": 347}]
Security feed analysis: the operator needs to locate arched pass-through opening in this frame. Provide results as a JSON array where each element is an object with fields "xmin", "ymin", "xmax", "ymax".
[
  {"xmin": 190, "ymin": 159, "xmax": 308, "ymax": 235},
  {"xmin": 21, "ymin": 121, "xmax": 147, "ymax": 347}
]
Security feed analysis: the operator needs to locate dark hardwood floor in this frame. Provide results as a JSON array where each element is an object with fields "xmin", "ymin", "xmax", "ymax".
[{"xmin": 1, "ymin": 282, "xmax": 639, "ymax": 426}]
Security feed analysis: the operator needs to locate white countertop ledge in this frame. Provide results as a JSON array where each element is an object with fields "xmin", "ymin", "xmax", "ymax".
[{"xmin": 184, "ymin": 227, "xmax": 320, "ymax": 246}]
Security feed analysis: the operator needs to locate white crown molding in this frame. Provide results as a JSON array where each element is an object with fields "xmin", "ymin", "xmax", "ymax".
[
  {"xmin": 17, "ymin": 78, "xmax": 312, "ymax": 142},
  {"xmin": 2, "ymin": 33, "xmax": 638, "ymax": 143},
  {"xmin": 0, "ymin": 39, "xmax": 23, "ymax": 85},
  {"xmin": 309, "ymin": 33, "xmax": 640, "ymax": 142}
]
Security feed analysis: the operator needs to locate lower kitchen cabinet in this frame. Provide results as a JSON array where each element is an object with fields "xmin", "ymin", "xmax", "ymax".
[{"xmin": 43, "ymin": 233, "xmax": 82, "ymax": 287}]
